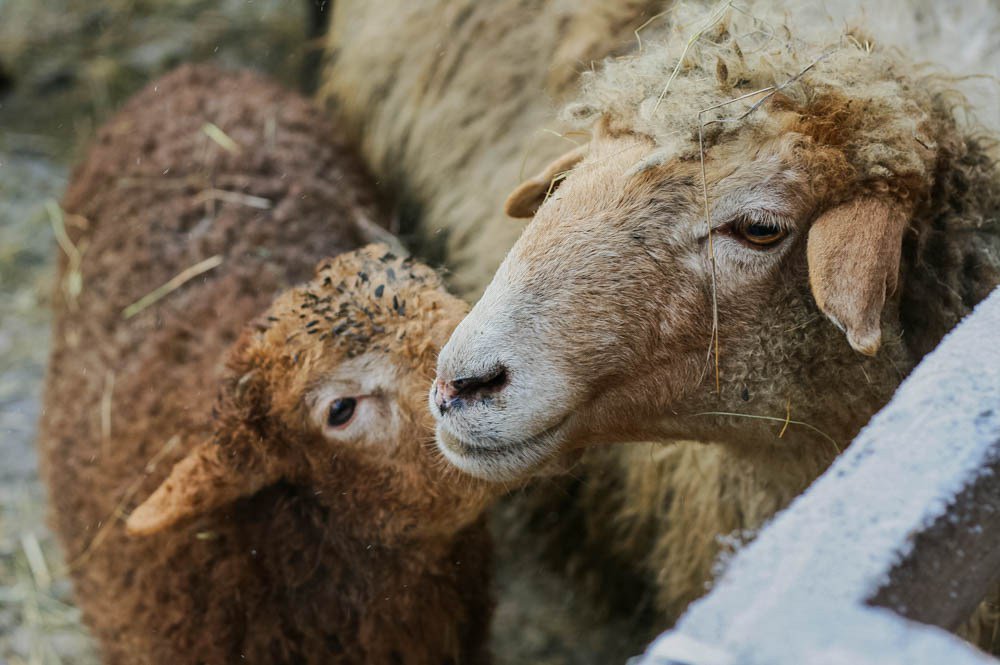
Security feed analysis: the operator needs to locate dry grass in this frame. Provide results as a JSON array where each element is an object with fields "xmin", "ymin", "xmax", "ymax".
[
  {"xmin": 684, "ymin": 6, "xmax": 836, "ymax": 392},
  {"xmin": 201, "ymin": 122, "xmax": 242, "ymax": 155},
  {"xmin": 0, "ymin": 489, "xmax": 99, "ymax": 665},
  {"xmin": 692, "ymin": 410, "xmax": 842, "ymax": 454},
  {"xmin": 122, "ymin": 255, "xmax": 223, "ymax": 319},
  {"xmin": 45, "ymin": 202, "xmax": 83, "ymax": 312}
]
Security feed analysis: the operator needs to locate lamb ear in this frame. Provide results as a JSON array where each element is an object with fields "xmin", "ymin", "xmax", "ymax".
[
  {"xmin": 126, "ymin": 439, "xmax": 281, "ymax": 536},
  {"xmin": 504, "ymin": 145, "xmax": 588, "ymax": 218},
  {"xmin": 806, "ymin": 197, "xmax": 909, "ymax": 356}
]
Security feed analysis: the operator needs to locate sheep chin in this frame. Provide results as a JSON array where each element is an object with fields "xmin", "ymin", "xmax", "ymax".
[{"xmin": 434, "ymin": 422, "xmax": 563, "ymax": 483}]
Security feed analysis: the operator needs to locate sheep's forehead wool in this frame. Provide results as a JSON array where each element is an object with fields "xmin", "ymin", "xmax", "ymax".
[
  {"xmin": 568, "ymin": 1, "xmax": 952, "ymax": 191},
  {"xmin": 262, "ymin": 245, "xmax": 463, "ymax": 369}
]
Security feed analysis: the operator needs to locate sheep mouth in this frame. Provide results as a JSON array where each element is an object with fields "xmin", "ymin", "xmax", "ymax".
[{"xmin": 435, "ymin": 420, "xmax": 568, "ymax": 482}]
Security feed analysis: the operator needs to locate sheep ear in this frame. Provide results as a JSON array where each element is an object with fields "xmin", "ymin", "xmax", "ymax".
[
  {"xmin": 126, "ymin": 439, "xmax": 280, "ymax": 536},
  {"xmin": 504, "ymin": 145, "xmax": 588, "ymax": 218},
  {"xmin": 806, "ymin": 197, "xmax": 908, "ymax": 356}
]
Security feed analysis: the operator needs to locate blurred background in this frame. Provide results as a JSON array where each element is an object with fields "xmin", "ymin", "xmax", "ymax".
[{"xmin": 0, "ymin": 2, "xmax": 324, "ymax": 661}]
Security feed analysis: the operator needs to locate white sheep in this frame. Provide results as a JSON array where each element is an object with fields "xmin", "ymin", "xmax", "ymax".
[
  {"xmin": 321, "ymin": 0, "xmax": 1000, "ymax": 651},
  {"xmin": 430, "ymin": 0, "xmax": 1000, "ymax": 643}
]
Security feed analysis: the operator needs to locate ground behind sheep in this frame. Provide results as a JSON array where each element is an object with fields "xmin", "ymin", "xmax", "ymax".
[{"xmin": 0, "ymin": 2, "xmax": 644, "ymax": 663}]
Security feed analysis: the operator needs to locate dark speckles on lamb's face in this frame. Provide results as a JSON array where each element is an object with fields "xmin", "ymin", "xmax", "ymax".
[
  {"xmin": 208, "ymin": 244, "xmax": 500, "ymax": 538},
  {"xmin": 244, "ymin": 244, "xmax": 471, "ymax": 482},
  {"xmin": 126, "ymin": 245, "xmax": 492, "ymax": 545}
]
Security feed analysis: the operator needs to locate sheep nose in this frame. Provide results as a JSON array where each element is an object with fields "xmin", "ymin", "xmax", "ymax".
[{"xmin": 434, "ymin": 366, "xmax": 508, "ymax": 413}]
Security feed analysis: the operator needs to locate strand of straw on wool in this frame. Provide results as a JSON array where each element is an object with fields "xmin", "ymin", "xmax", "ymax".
[
  {"xmin": 778, "ymin": 398, "xmax": 792, "ymax": 438},
  {"xmin": 694, "ymin": 49, "xmax": 837, "ymax": 393},
  {"xmin": 193, "ymin": 188, "xmax": 272, "ymax": 209},
  {"xmin": 46, "ymin": 200, "xmax": 83, "ymax": 312},
  {"xmin": 695, "ymin": 84, "xmax": 785, "ymax": 392},
  {"xmin": 643, "ymin": 0, "xmax": 832, "ymax": 391},
  {"xmin": 660, "ymin": 0, "xmax": 780, "ymax": 392},
  {"xmin": 697, "ymin": 121, "xmax": 722, "ymax": 394},
  {"xmin": 121, "ymin": 254, "xmax": 223, "ymax": 319},
  {"xmin": 101, "ymin": 371, "xmax": 115, "ymax": 459},
  {"xmin": 201, "ymin": 122, "xmax": 241, "ymax": 154},
  {"xmin": 634, "ymin": 7, "xmax": 676, "ymax": 53},
  {"xmin": 692, "ymin": 411, "xmax": 841, "ymax": 454},
  {"xmin": 652, "ymin": 0, "xmax": 735, "ymax": 114}
]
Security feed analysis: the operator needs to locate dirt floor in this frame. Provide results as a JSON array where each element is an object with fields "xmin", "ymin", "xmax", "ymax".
[{"xmin": 0, "ymin": 2, "xmax": 651, "ymax": 664}]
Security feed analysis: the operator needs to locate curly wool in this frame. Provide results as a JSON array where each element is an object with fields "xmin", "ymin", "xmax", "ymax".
[{"xmin": 567, "ymin": 2, "xmax": 970, "ymax": 187}]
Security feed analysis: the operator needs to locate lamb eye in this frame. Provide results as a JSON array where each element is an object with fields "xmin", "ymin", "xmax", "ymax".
[
  {"xmin": 327, "ymin": 398, "xmax": 357, "ymax": 428},
  {"xmin": 734, "ymin": 218, "xmax": 787, "ymax": 247}
]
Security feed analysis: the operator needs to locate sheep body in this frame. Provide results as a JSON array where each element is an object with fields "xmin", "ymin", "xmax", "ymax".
[{"xmin": 39, "ymin": 64, "xmax": 493, "ymax": 664}]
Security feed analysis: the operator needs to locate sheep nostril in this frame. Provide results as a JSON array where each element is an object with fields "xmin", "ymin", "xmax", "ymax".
[
  {"xmin": 449, "ymin": 366, "xmax": 509, "ymax": 404},
  {"xmin": 433, "ymin": 380, "xmax": 452, "ymax": 414}
]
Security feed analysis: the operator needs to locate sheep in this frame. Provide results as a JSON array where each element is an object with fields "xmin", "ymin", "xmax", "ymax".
[
  {"xmin": 425, "ymin": 0, "xmax": 1000, "ymax": 640},
  {"xmin": 320, "ymin": 0, "xmax": 1000, "ymax": 649},
  {"xmin": 319, "ymin": 0, "xmax": 1000, "ymax": 647},
  {"xmin": 37, "ymin": 64, "xmax": 496, "ymax": 664}
]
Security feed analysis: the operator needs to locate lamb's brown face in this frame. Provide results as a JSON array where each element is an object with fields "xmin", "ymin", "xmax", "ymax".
[
  {"xmin": 433, "ymin": 108, "xmax": 923, "ymax": 482},
  {"xmin": 128, "ymin": 245, "xmax": 495, "ymax": 540},
  {"xmin": 246, "ymin": 245, "xmax": 498, "ymax": 532},
  {"xmin": 255, "ymin": 250, "xmax": 456, "ymax": 458}
]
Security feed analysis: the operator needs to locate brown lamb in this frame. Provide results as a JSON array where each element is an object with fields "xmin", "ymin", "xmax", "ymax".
[{"xmin": 38, "ymin": 64, "xmax": 495, "ymax": 664}]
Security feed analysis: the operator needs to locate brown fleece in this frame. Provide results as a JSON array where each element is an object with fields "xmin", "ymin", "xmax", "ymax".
[{"xmin": 38, "ymin": 65, "xmax": 494, "ymax": 665}]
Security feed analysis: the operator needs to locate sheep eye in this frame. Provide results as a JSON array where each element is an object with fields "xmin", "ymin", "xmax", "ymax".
[
  {"xmin": 733, "ymin": 217, "xmax": 787, "ymax": 247},
  {"xmin": 327, "ymin": 398, "xmax": 357, "ymax": 428}
]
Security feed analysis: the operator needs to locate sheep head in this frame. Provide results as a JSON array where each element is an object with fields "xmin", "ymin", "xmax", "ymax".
[
  {"xmin": 431, "ymin": 6, "xmax": 981, "ymax": 481},
  {"xmin": 128, "ymin": 244, "xmax": 494, "ymax": 542}
]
